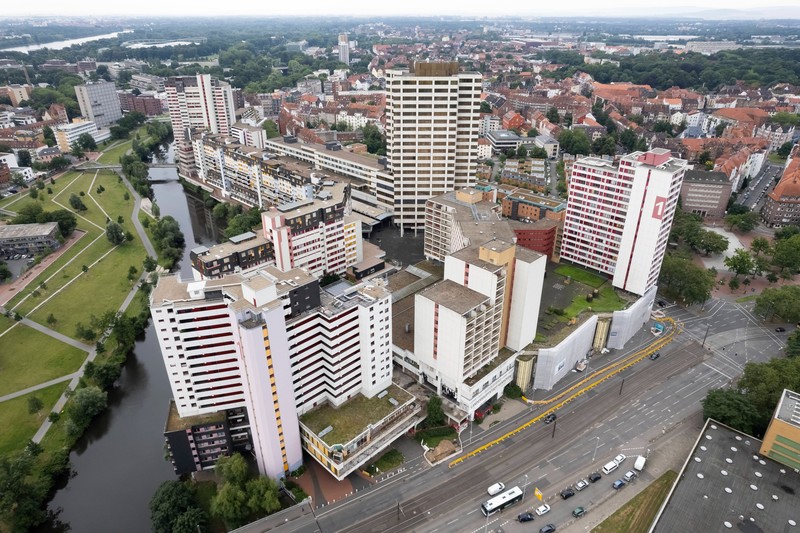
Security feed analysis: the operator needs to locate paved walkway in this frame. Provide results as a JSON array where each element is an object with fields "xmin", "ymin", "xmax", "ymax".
[{"xmin": 20, "ymin": 317, "xmax": 93, "ymax": 351}]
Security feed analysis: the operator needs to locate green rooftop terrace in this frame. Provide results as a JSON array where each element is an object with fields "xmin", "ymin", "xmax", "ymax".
[{"xmin": 299, "ymin": 384, "xmax": 414, "ymax": 446}]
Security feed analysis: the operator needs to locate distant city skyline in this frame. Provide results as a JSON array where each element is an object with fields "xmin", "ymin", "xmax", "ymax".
[{"xmin": 3, "ymin": 1, "xmax": 800, "ymax": 19}]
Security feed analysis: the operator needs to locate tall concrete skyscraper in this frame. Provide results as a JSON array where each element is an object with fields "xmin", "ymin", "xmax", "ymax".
[
  {"xmin": 165, "ymin": 74, "xmax": 236, "ymax": 179},
  {"xmin": 560, "ymin": 148, "xmax": 688, "ymax": 296},
  {"xmin": 385, "ymin": 62, "xmax": 481, "ymax": 229},
  {"xmin": 74, "ymin": 80, "xmax": 122, "ymax": 128},
  {"xmin": 338, "ymin": 33, "xmax": 350, "ymax": 65}
]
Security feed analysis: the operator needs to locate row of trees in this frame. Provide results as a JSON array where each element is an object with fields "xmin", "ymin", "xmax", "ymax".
[{"xmin": 12, "ymin": 203, "xmax": 77, "ymax": 239}]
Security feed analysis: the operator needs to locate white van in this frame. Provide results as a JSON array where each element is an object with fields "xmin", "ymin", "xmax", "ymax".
[
  {"xmin": 634, "ymin": 455, "xmax": 646, "ymax": 472},
  {"xmin": 487, "ymin": 482, "xmax": 505, "ymax": 496},
  {"xmin": 602, "ymin": 461, "xmax": 618, "ymax": 475}
]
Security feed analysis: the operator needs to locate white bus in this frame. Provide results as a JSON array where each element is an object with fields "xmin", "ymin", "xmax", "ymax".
[{"xmin": 480, "ymin": 486, "xmax": 524, "ymax": 516}]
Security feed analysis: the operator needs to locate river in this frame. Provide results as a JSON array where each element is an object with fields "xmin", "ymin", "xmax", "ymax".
[
  {"xmin": 1, "ymin": 30, "xmax": 134, "ymax": 53},
  {"xmin": 37, "ymin": 147, "xmax": 214, "ymax": 532}
]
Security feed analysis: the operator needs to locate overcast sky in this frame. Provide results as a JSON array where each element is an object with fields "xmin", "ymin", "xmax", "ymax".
[{"xmin": 3, "ymin": 1, "xmax": 800, "ymax": 18}]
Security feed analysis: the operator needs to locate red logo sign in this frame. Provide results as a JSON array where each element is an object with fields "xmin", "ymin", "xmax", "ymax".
[{"xmin": 652, "ymin": 196, "xmax": 667, "ymax": 220}]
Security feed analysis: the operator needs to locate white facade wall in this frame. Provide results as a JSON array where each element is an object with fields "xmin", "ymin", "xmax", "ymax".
[
  {"xmin": 151, "ymin": 294, "xmax": 246, "ymax": 418},
  {"xmin": 506, "ymin": 254, "xmax": 546, "ymax": 351},
  {"xmin": 75, "ymin": 81, "xmax": 122, "ymax": 128},
  {"xmin": 613, "ymin": 154, "xmax": 686, "ymax": 296},
  {"xmin": 357, "ymin": 296, "xmax": 393, "ymax": 398},
  {"xmin": 607, "ymin": 287, "xmax": 657, "ymax": 350},
  {"xmin": 534, "ymin": 315, "xmax": 598, "ymax": 390}
]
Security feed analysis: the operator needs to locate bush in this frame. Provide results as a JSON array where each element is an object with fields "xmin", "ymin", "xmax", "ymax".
[
  {"xmin": 504, "ymin": 383, "xmax": 523, "ymax": 399},
  {"xmin": 414, "ymin": 426, "xmax": 456, "ymax": 441},
  {"xmin": 289, "ymin": 465, "xmax": 306, "ymax": 478}
]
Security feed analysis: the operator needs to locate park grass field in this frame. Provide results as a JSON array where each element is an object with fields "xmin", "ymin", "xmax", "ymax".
[
  {"xmin": 0, "ymin": 323, "xmax": 86, "ymax": 396},
  {"xmin": 0, "ymin": 382, "xmax": 68, "ymax": 457}
]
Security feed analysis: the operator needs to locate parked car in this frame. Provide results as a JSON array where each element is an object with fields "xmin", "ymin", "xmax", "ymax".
[
  {"xmin": 535, "ymin": 504, "xmax": 551, "ymax": 516},
  {"xmin": 588, "ymin": 472, "xmax": 602, "ymax": 483},
  {"xmin": 623, "ymin": 470, "xmax": 637, "ymax": 482},
  {"xmin": 574, "ymin": 479, "xmax": 589, "ymax": 491},
  {"xmin": 560, "ymin": 488, "xmax": 575, "ymax": 500},
  {"xmin": 613, "ymin": 454, "xmax": 626, "ymax": 465},
  {"xmin": 612, "ymin": 479, "xmax": 627, "ymax": 490},
  {"xmin": 518, "ymin": 512, "xmax": 535, "ymax": 523},
  {"xmin": 572, "ymin": 506, "xmax": 586, "ymax": 518},
  {"xmin": 649, "ymin": 352, "xmax": 660, "ymax": 360},
  {"xmin": 544, "ymin": 413, "xmax": 557, "ymax": 424},
  {"xmin": 539, "ymin": 524, "xmax": 556, "ymax": 533}
]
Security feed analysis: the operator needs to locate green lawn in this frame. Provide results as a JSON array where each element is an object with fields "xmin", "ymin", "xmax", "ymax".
[
  {"xmin": 563, "ymin": 284, "xmax": 627, "ymax": 319},
  {"xmin": 594, "ymin": 470, "xmax": 677, "ymax": 533},
  {"xmin": 735, "ymin": 295, "xmax": 758, "ymax": 303},
  {"xmin": 0, "ymin": 315, "xmax": 14, "ymax": 334},
  {"xmin": 28, "ymin": 241, "xmax": 145, "ymax": 337},
  {"xmin": 554, "ymin": 265, "xmax": 607, "ymax": 288},
  {"xmin": 0, "ymin": 382, "xmax": 67, "ymax": 458},
  {"xmin": 0, "ymin": 171, "xmax": 85, "ymax": 212},
  {"xmin": 366, "ymin": 449, "xmax": 404, "ymax": 475},
  {"xmin": 0, "ymin": 323, "xmax": 86, "ymax": 396},
  {"xmin": 97, "ymin": 140, "xmax": 132, "ymax": 165}
]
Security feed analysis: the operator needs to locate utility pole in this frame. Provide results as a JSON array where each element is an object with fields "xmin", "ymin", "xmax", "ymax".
[{"xmin": 702, "ymin": 323, "xmax": 711, "ymax": 347}]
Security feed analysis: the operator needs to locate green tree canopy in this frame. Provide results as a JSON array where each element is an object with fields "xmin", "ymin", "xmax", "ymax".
[
  {"xmin": 210, "ymin": 482, "xmax": 249, "ymax": 527},
  {"xmin": 701, "ymin": 388, "xmax": 761, "ymax": 436},
  {"xmin": 216, "ymin": 453, "xmax": 250, "ymax": 486},
  {"xmin": 754, "ymin": 285, "xmax": 800, "ymax": 322},
  {"xmin": 106, "ymin": 221, "xmax": 126, "ymax": 245},
  {"xmin": 659, "ymin": 253, "xmax": 716, "ymax": 305},
  {"xmin": 149, "ymin": 480, "xmax": 197, "ymax": 533},
  {"xmin": 724, "ymin": 248, "xmax": 755, "ymax": 278},
  {"xmin": 426, "ymin": 395, "xmax": 445, "ymax": 427}
]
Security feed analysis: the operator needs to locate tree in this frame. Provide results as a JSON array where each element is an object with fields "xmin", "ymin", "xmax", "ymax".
[
  {"xmin": 701, "ymin": 388, "xmax": 760, "ymax": 436},
  {"xmin": 736, "ymin": 357, "xmax": 800, "ymax": 435},
  {"xmin": 619, "ymin": 128, "xmax": 637, "ymax": 151},
  {"xmin": 754, "ymin": 285, "xmax": 800, "ymax": 322},
  {"xmin": 64, "ymin": 385, "xmax": 107, "ymax": 437},
  {"xmin": 479, "ymin": 101, "xmax": 492, "ymax": 113},
  {"xmin": 787, "ymin": 330, "xmax": 800, "ymax": 359},
  {"xmin": 546, "ymin": 106, "xmax": 560, "ymax": 124},
  {"xmin": 526, "ymin": 128, "xmax": 539, "ymax": 137},
  {"xmin": 106, "ymin": 221, "xmax": 126, "ymax": 245},
  {"xmin": 652, "ymin": 121, "xmax": 673, "ymax": 135},
  {"xmin": 724, "ymin": 212, "xmax": 759, "ymax": 232},
  {"xmin": 516, "ymin": 145, "xmax": 527, "ymax": 159},
  {"xmin": 149, "ymin": 480, "xmax": 197, "ymax": 533},
  {"xmin": 172, "ymin": 507, "xmax": 208, "ymax": 533},
  {"xmin": 42, "ymin": 125, "xmax": 56, "ymax": 147},
  {"xmin": 263, "ymin": 120, "xmax": 280, "ymax": 139},
  {"xmin": 775, "ymin": 225, "xmax": 800, "ymax": 241},
  {"xmin": 211, "ymin": 482, "xmax": 249, "ymax": 527},
  {"xmin": 77, "ymin": 133, "xmax": 97, "ymax": 151},
  {"xmin": 698, "ymin": 230, "xmax": 729, "ymax": 256},
  {"xmin": 216, "ymin": 453, "xmax": 250, "ymax": 486},
  {"xmin": 777, "ymin": 141, "xmax": 794, "ymax": 159},
  {"xmin": 724, "ymin": 248, "xmax": 755, "ymax": 278},
  {"xmin": 750, "ymin": 236, "xmax": 772, "ymax": 257},
  {"xmin": 70, "ymin": 142, "xmax": 84, "ymax": 158},
  {"xmin": 27, "ymin": 395, "xmax": 43, "ymax": 414},
  {"xmin": 557, "ymin": 129, "xmax": 591, "ymax": 156},
  {"xmin": 246, "ymin": 477, "xmax": 281, "ymax": 515},
  {"xmin": 728, "ymin": 277, "xmax": 740, "ymax": 292},
  {"xmin": 659, "ymin": 254, "xmax": 716, "ymax": 305},
  {"xmin": 0, "ymin": 451, "xmax": 47, "ymax": 531},
  {"xmin": 426, "ymin": 395, "xmax": 445, "ymax": 427},
  {"xmin": 84, "ymin": 360, "xmax": 122, "ymax": 390},
  {"xmin": 772, "ymin": 234, "xmax": 800, "ymax": 276},
  {"xmin": 69, "ymin": 193, "xmax": 87, "ymax": 211},
  {"xmin": 17, "ymin": 149, "xmax": 32, "ymax": 167},
  {"xmin": 143, "ymin": 255, "xmax": 157, "ymax": 272}
]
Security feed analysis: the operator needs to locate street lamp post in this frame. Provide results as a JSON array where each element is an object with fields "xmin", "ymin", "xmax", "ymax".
[
  {"xmin": 522, "ymin": 473, "xmax": 529, "ymax": 501},
  {"xmin": 592, "ymin": 436, "xmax": 600, "ymax": 463}
]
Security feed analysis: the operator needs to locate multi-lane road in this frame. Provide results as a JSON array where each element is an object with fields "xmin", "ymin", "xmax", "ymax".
[{"xmin": 266, "ymin": 296, "xmax": 791, "ymax": 533}]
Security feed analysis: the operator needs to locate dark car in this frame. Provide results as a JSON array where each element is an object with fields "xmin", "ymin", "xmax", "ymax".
[
  {"xmin": 572, "ymin": 506, "xmax": 586, "ymax": 518},
  {"xmin": 657, "ymin": 300, "xmax": 666, "ymax": 307},
  {"xmin": 560, "ymin": 487, "xmax": 575, "ymax": 500},
  {"xmin": 776, "ymin": 327, "xmax": 786, "ymax": 332},
  {"xmin": 518, "ymin": 512, "xmax": 535, "ymax": 522},
  {"xmin": 539, "ymin": 524, "xmax": 556, "ymax": 533},
  {"xmin": 612, "ymin": 479, "xmax": 626, "ymax": 490},
  {"xmin": 588, "ymin": 472, "xmax": 602, "ymax": 483},
  {"xmin": 649, "ymin": 352, "xmax": 660, "ymax": 360},
  {"xmin": 544, "ymin": 413, "xmax": 557, "ymax": 424}
]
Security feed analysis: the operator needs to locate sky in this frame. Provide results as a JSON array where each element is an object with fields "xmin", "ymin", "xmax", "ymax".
[{"xmin": 3, "ymin": 0, "xmax": 800, "ymax": 18}]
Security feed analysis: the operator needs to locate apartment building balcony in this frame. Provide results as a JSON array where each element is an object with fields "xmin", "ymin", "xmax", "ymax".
[{"xmin": 298, "ymin": 383, "xmax": 422, "ymax": 480}]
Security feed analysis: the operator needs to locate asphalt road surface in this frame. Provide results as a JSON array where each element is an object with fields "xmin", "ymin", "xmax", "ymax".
[{"xmin": 262, "ymin": 296, "xmax": 792, "ymax": 533}]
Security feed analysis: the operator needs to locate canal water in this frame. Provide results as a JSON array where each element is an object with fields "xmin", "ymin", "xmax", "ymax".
[{"xmin": 37, "ymin": 153, "xmax": 214, "ymax": 532}]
